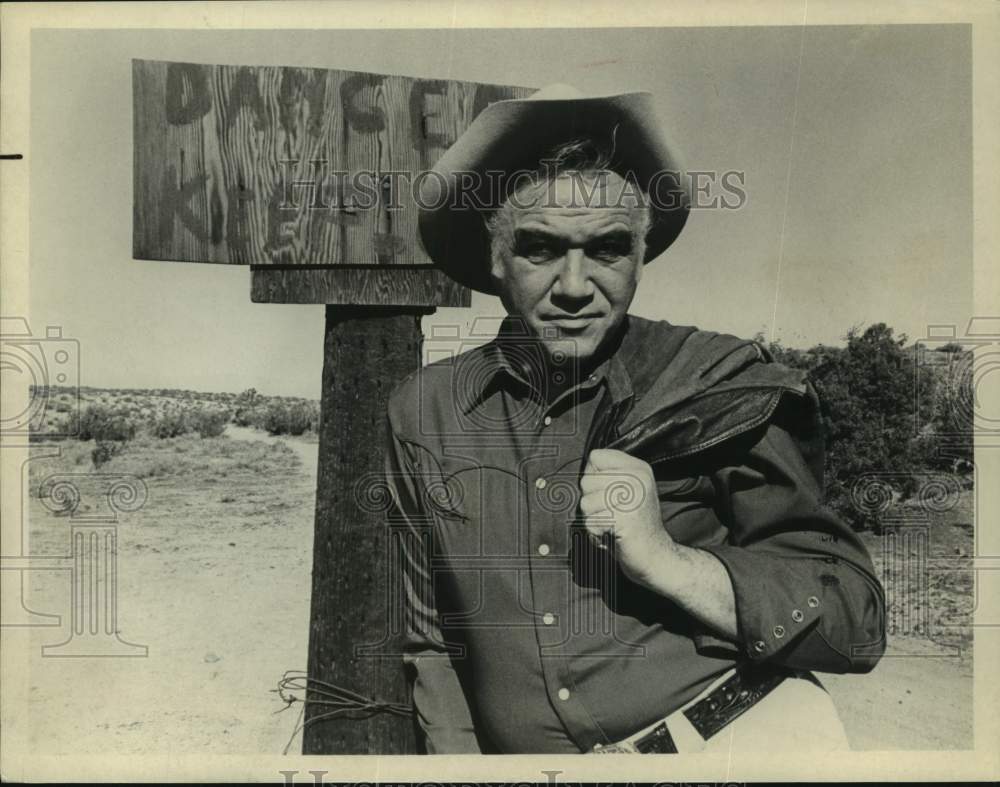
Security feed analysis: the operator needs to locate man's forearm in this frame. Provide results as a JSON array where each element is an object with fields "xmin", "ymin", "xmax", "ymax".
[{"xmin": 633, "ymin": 538, "xmax": 739, "ymax": 641}]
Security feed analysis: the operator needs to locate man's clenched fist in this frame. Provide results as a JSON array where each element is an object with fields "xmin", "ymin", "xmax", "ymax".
[{"xmin": 579, "ymin": 448, "xmax": 678, "ymax": 588}]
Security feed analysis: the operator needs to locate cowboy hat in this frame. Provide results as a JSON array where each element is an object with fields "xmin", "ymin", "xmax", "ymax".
[{"xmin": 417, "ymin": 83, "xmax": 691, "ymax": 295}]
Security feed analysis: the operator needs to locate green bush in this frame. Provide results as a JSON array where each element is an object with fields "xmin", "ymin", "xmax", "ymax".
[
  {"xmin": 77, "ymin": 404, "xmax": 137, "ymax": 442},
  {"xmin": 262, "ymin": 401, "xmax": 314, "ymax": 436},
  {"xmin": 232, "ymin": 388, "xmax": 264, "ymax": 427},
  {"xmin": 91, "ymin": 439, "xmax": 127, "ymax": 467},
  {"xmin": 232, "ymin": 406, "xmax": 263, "ymax": 428},
  {"xmin": 189, "ymin": 408, "xmax": 229, "ymax": 438},
  {"xmin": 758, "ymin": 324, "xmax": 970, "ymax": 530},
  {"xmin": 927, "ymin": 349, "xmax": 974, "ymax": 468},
  {"xmin": 150, "ymin": 410, "xmax": 190, "ymax": 439},
  {"xmin": 236, "ymin": 388, "xmax": 261, "ymax": 408}
]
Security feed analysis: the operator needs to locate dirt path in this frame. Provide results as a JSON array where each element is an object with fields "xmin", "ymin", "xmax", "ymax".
[
  {"xmin": 25, "ymin": 427, "xmax": 318, "ymax": 756},
  {"xmin": 824, "ymin": 636, "xmax": 972, "ymax": 750},
  {"xmin": 226, "ymin": 425, "xmax": 319, "ymax": 479}
]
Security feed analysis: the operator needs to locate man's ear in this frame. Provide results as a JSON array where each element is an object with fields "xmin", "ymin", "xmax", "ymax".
[
  {"xmin": 489, "ymin": 250, "xmax": 506, "ymax": 284},
  {"xmin": 631, "ymin": 208, "xmax": 649, "ymax": 285},
  {"xmin": 484, "ymin": 210, "xmax": 510, "ymax": 285}
]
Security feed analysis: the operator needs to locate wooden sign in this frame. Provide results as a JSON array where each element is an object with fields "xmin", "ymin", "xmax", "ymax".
[{"xmin": 133, "ymin": 59, "xmax": 532, "ymax": 305}]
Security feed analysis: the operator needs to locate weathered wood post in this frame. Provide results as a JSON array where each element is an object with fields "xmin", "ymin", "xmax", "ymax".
[{"xmin": 132, "ymin": 58, "xmax": 529, "ymax": 753}]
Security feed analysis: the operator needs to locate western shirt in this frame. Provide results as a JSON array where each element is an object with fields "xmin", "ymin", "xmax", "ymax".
[{"xmin": 384, "ymin": 315, "xmax": 885, "ymax": 754}]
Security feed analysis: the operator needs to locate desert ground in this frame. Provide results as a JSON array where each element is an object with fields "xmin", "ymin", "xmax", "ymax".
[{"xmin": 15, "ymin": 388, "xmax": 973, "ymax": 755}]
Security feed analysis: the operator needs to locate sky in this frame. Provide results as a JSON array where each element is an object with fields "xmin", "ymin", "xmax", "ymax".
[{"xmin": 27, "ymin": 25, "xmax": 972, "ymax": 399}]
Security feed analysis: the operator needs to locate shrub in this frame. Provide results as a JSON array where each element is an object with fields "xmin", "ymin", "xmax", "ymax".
[
  {"xmin": 236, "ymin": 388, "xmax": 261, "ymax": 409},
  {"xmin": 189, "ymin": 408, "xmax": 229, "ymax": 438},
  {"xmin": 232, "ymin": 406, "xmax": 263, "ymax": 428},
  {"xmin": 231, "ymin": 389, "xmax": 264, "ymax": 427},
  {"xmin": 150, "ymin": 410, "xmax": 190, "ymax": 439},
  {"xmin": 92, "ymin": 439, "xmax": 127, "ymax": 467},
  {"xmin": 756, "ymin": 324, "xmax": 966, "ymax": 531},
  {"xmin": 306, "ymin": 400, "xmax": 321, "ymax": 430},
  {"xmin": 77, "ymin": 404, "xmax": 137, "ymax": 442},
  {"xmin": 262, "ymin": 401, "xmax": 314, "ymax": 436},
  {"xmin": 28, "ymin": 427, "xmax": 54, "ymax": 444},
  {"xmin": 927, "ymin": 349, "xmax": 974, "ymax": 468}
]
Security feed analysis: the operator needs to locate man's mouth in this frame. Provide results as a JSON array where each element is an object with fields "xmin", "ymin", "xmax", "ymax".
[{"xmin": 543, "ymin": 314, "xmax": 603, "ymax": 330}]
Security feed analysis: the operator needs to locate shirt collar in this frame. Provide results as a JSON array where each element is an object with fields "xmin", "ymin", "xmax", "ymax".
[{"xmin": 461, "ymin": 315, "xmax": 635, "ymax": 414}]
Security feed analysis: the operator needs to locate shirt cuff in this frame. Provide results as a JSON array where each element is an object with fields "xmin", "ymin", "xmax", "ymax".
[{"xmin": 702, "ymin": 545, "xmax": 826, "ymax": 661}]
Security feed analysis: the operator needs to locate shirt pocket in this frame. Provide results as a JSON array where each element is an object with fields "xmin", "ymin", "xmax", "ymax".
[{"xmin": 420, "ymin": 459, "xmax": 524, "ymax": 558}]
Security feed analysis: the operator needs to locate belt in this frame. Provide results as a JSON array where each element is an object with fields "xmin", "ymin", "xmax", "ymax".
[{"xmin": 591, "ymin": 664, "xmax": 788, "ymax": 754}]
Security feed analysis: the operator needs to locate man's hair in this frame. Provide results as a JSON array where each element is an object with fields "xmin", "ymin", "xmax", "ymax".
[
  {"xmin": 485, "ymin": 133, "xmax": 652, "ymax": 270},
  {"xmin": 542, "ymin": 135, "xmax": 617, "ymax": 174}
]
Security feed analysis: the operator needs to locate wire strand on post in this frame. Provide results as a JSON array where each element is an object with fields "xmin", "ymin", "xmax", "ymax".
[{"xmin": 272, "ymin": 670, "xmax": 413, "ymax": 754}]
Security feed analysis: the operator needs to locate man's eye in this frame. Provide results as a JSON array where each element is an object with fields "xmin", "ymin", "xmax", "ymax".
[
  {"xmin": 518, "ymin": 243, "xmax": 557, "ymax": 262},
  {"xmin": 590, "ymin": 242, "xmax": 632, "ymax": 261}
]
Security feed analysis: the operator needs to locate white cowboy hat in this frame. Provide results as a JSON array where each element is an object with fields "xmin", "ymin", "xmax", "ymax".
[{"xmin": 417, "ymin": 83, "xmax": 691, "ymax": 294}]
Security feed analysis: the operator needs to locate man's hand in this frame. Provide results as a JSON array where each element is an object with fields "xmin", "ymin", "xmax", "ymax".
[
  {"xmin": 579, "ymin": 448, "xmax": 678, "ymax": 589},
  {"xmin": 579, "ymin": 448, "xmax": 739, "ymax": 640}
]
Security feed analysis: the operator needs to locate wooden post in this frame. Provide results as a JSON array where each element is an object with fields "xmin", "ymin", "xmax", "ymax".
[
  {"xmin": 305, "ymin": 307, "xmax": 429, "ymax": 753},
  {"xmin": 132, "ymin": 58, "xmax": 531, "ymax": 754}
]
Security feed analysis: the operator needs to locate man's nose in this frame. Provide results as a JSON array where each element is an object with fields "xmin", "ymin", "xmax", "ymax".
[{"xmin": 551, "ymin": 250, "xmax": 594, "ymax": 302}]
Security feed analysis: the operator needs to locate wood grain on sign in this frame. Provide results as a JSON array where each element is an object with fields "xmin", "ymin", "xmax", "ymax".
[{"xmin": 133, "ymin": 59, "xmax": 532, "ymax": 269}]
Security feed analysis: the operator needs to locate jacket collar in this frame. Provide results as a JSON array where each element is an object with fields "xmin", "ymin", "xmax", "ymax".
[
  {"xmin": 462, "ymin": 315, "xmax": 636, "ymax": 414},
  {"xmin": 456, "ymin": 314, "xmax": 815, "ymax": 465}
]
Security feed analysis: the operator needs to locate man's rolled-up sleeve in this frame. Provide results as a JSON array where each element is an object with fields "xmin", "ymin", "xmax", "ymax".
[
  {"xmin": 384, "ymin": 420, "xmax": 482, "ymax": 753},
  {"xmin": 700, "ymin": 422, "xmax": 887, "ymax": 674}
]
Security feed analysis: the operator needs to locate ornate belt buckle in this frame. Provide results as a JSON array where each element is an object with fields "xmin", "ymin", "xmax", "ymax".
[
  {"xmin": 632, "ymin": 720, "xmax": 679, "ymax": 753},
  {"xmin": 591, "ymin": 719, "xmax": 679, "ymax": 754},
  {"xmin": 591, "ymin": 741, "xmax": 639, "ymax": 754}
]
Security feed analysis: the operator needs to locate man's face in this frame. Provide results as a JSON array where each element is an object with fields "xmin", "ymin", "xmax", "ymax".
[{"xmin": 489, "ymin": 172, "xmax": 647, "ymax": 366}]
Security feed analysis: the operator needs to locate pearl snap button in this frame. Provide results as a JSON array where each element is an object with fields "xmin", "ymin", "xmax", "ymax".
[
  {"xmin": 753, "ymin": 640, "xmax": 766, "ymax": 653},
  {"xmin": 537, "ymin": 543, "xmax": 550, "ymax": 556},
  {"xmin": 773, "ymin": 625, "xmax": 785, "ymax": 638},
  {"xmin": 558, "ymin": 688, "xmax": 571, "ymax": 701},
  {"xmin": 542, "ymin": 612, "xmax": 555, "ymax": 625},
  {"xmin": 535, "ymin": 477, "xmax": 547, "ymax": 490},
  {"xmin": 543, "ymin": 415, "xmax": 552, "ymax": 426},
  {"xmin": 792, "ymin": 609, "xmax": 804, "ymax": 622},
  {"xmin": 807, "ymin": 596, "xmax": 820, "ymax": 608}
]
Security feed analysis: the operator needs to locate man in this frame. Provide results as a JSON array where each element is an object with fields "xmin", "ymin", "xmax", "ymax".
[{"xmin": 385, "ymin": 84, "xmax": 886, "ymax": 754}]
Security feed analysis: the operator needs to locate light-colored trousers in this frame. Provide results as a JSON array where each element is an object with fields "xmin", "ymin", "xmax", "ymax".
[{"xmin": 593, "ymin": 668, "xmax": 850, "ymax": 754}]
